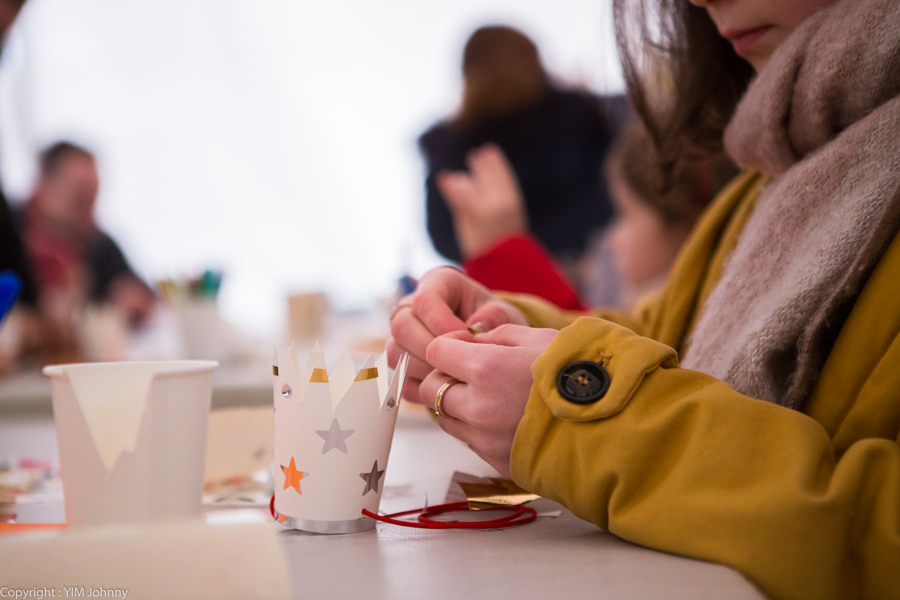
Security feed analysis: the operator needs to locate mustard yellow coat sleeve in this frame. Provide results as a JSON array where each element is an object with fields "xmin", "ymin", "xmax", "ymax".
[
  {"xmin": 510, "ymin": 316, "xmax": 900, "ymax": 600},
  {"xmin": 499, "ymin": 290, "xmax": 663, "ymax": 337}
]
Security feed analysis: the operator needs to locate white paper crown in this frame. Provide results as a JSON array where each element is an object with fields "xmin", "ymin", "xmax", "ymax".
[{"xmin": 272, "ymin": 342, "xmax": 409, "ymax": 532}]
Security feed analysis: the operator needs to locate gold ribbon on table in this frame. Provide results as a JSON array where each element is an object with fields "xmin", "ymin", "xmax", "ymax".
[{"xmin": 458, "ymin": 478, "xmax": 540, "ymax": 510}]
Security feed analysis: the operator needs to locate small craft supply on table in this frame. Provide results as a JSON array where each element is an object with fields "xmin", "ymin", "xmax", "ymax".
[
  {"xmin": 157, "ymin": 269, "xmax": 223, "ymax": 304},
  {"xmin": 204, "ymin": 406, "xmax": 274, "ymax": 485},
  {"xmin": 287, "ymin": 292, "xmax": 328, "ymax": 339},
  {"xmin": 158, "ymin": 270, "xmax": 250, "ymax": 362},
  {"xmin": 445, "ymin": 471, "xmax": 541, "ymax": 509}
]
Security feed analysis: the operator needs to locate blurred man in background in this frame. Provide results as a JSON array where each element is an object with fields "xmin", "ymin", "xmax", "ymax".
[{"xmin": 18, "ymin": 142, "xmax": 155, "ymax": 327}]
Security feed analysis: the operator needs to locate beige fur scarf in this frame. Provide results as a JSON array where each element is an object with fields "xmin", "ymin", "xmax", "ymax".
[{"xmin": 681, "ymin": 0, "xmax": 900, "ymax": 410}]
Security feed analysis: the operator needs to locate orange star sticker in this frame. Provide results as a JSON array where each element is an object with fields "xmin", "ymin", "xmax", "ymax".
[{"xmin": 280, "ymin": 457, "xmax": 308, "ymax": 495}]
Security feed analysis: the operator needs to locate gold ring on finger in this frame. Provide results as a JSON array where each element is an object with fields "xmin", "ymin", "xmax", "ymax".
[
  {"xmin": 434, "ymin": 378, "xmax": 461, "ymax": 419},
  {"xmin": 390, "ymin": 303, "xmax": 413, "ymax": 323}
]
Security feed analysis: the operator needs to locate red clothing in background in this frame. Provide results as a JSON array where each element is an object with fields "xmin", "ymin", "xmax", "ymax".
[{"xmin": 464, "ymin": 235, "xmax": 587, "ymax": 311}]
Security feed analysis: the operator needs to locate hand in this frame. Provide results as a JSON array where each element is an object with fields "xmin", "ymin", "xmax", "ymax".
[
  {"xmin": 418, "ymin": 324, "xmax": 558, "ymax": 476},
  {"xmin": 386, "ymin": 267, "xmax": 529, "ymax": 401},
  {"xmin": 437, "ymin": 144, "xmax": 528, "ymax": 259},
  {"xmin": 108, "ymin": 276, "xmax": 156, "ymax": 327}
]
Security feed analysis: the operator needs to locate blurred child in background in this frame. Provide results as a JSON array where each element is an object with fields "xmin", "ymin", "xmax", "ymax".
[
  {"xmin": 438, "ymin": 124, "xmax": 737, "ymax": 310},
  {"xmin": 587, "ymin": 122, "xmax": 738, "ymax": 307}
]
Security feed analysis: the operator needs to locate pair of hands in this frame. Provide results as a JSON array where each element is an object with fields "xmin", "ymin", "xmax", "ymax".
[
  {"xmin": 385, "ymin": 268, "xmax": 558, "ymax": 476},
  {"xmin": 437, "ymin": 144, "xmax": 529, "ymax": 260}
]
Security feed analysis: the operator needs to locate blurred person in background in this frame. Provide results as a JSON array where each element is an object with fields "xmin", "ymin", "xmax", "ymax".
[
  {"xmin": 420, "ymin": 25, "xmax": 626, "ymax": 288},
  {"xmin": 586, "ymin": 121, "xmax": 739, "ymax": 307},
  {"xmin": 0, "ymin": 0, "xmax": 42, "ymax": 372},
  {"xmin": 17, "ymin": 142, "xmax": 156, "ymax": 333},
  {"xmin": 438, "ymin": 123, "xmax": 738, "ymax": 311},
  {"xmin": 0, "ymin": 0, "xmax": 33, "ymax": 304}
]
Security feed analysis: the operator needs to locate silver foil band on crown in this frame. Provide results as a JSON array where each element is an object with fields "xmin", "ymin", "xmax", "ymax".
[{"xmin": 277, "ymin": 515, "xmax": 376, "ymax": 534}]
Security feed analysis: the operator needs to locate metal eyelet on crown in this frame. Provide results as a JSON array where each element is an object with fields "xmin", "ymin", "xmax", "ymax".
[{"xmin": 281, "ymin": 384, "xmax": 293, "ymax": 398}]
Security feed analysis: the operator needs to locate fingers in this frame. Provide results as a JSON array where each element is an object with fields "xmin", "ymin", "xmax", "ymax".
[
  {"xmin": 401, "ymin": 376, "xmax": 423, "ymax": 404},
  {"xmin": 418, "ymin": 370, "xmax": 473, "ymax": 423},
  {"xmin": 389, "ymin": 307, "xmax": 436, "ymax": 363},
  {"xmin": 417, "ymin": 370, "xmax": 446, "ymax": 411},
  {"xmin": 466, "ymin": 144, "xmax": 503, "ymax": 174},
  {"xmin": 436, "ymin": 171, "xmax": 477, "ymax": 211},
  {"xmin": 468, "ymin": 144, "xmax": 516, "ymax": 187},
  {"xmin": 466, "ymin": 302, "xmax": 509, "ymax": 332},
  {"xmin": 391, "ymin": 267, "xmax": 492, "ymax": 353},
  {"xmin": 386, "ymin": 337, "xmax": 402, "ymax": 369},
  {"xmin": 385, "ymin": 337, "xmax": 432, "ymax": 381},
  {"xmin": 412, "ymin": 289, "xmax": 468, "ymax": 338},
  {"xmin": 437, "ymin": 416, "xmax": 476, "ymax": 447},
  {"xmin": 425, "ymin": 333, "xmax": 526, "ymax": 386},
  {"xmin": 465, "ymin": 300, "xmax": 528, "ymax": 332},
  {"xmin": 403, "ymin": 355, "xmax": 434, "ymax": 382},
  {"xmin": 439, "ymin": 419, "xmax": 511, "ymax": 477},
  {"xmin": 483, "ymin": 143, "xmax": 513, "ymax": 171},
  {"xmin": 474, "ymin": 324, "xmax": 558, "ymax": 349},
  {"xmin": 465, "ymin": 146, "xmax": 485, "ymax": 172}
]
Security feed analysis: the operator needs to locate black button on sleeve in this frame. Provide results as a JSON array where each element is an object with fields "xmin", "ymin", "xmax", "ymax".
[{"xmin": 557, "ymin": 361, "xmax": 611, "ymax": 405}]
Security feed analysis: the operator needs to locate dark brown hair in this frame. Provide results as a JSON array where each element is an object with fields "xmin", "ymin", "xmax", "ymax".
[
  {"xmin": 613, "ymin": 0, "xmax": 754, "ymax": 179},
  {"xmin": 606, "ymin": 120, "xmax": 739, "ymax": 224},
  {"xmin": 456, "ymin": 26, "xmax": 548, "ymax": 126},
  {"xmin": 39, "ymin": 141, "xmax": 94, "ymax": 178}
]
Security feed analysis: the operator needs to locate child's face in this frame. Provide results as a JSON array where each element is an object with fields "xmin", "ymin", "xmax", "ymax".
[
  {"xmin": 607, "ymin": 178, "xmax": 688, "ymax": 291},
  {"xmin": 689, "ymin": 0, "xmax": 838, "ymax": 70}
]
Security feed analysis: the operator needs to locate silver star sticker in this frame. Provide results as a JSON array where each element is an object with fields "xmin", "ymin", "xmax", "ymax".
[
  {"xmin": 359, "ymin": 460, "xmax": 385, "ymax": 496},
  {"xmin": 315, "ymin": 418, "xmax": 355, "ymax": 454}
]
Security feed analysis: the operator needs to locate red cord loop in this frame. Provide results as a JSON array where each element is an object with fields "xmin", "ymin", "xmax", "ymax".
[
  {"xmin": 364, "ymin": 501, "xmax": 536, "ymax": 529},
  {"xmin": 270, "ymin": 495, "xmax": 536, "ymax": 530}
]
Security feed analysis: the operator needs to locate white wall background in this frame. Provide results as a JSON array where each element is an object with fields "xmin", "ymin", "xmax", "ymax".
[{"xmin": 0, "ymin": 0, "xmax": 622, "ymax": 337}]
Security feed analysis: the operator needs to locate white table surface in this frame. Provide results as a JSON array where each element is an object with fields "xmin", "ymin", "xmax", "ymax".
[{"xmin": 0, "ymin": 403, "xmax": 765, "ymax": 600}]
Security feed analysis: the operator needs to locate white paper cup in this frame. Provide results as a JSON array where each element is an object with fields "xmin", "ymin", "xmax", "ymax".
[
  {"xmin": 43, "ymin": 360, "xmax": 218, "ymax": 528},
  {"xmin": 175, "ymin": 300, "xmax": 222, "ymax": 360}
]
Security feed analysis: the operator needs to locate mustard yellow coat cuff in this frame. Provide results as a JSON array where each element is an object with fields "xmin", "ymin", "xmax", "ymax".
[{"xmin": 510, "ymin": 316, "xmax": 900, "ymax": 600}]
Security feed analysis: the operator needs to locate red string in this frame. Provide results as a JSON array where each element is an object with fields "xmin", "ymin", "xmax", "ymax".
[
  {"xmin": 270, "ymin": 495, "xmax": 537, "ymax": 530},
  {"xmin": 363, "ymin": 501, "xmax": 536, "ymax": 529}
]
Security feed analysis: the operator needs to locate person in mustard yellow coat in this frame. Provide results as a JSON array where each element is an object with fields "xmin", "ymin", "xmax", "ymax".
[{"xmin": 387, "ymin": 0, "xmax": 900, "ymax": 599}]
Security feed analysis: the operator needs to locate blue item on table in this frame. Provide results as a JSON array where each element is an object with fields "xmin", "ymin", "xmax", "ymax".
[{"xmin": 0, "ymin": 271, "xmax": 22, "ymax": 324}]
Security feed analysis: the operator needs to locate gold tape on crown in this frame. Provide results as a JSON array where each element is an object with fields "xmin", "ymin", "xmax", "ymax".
[{"xmin": 354, "ymin": 368, "xmax": 379, "ymax": 382}]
